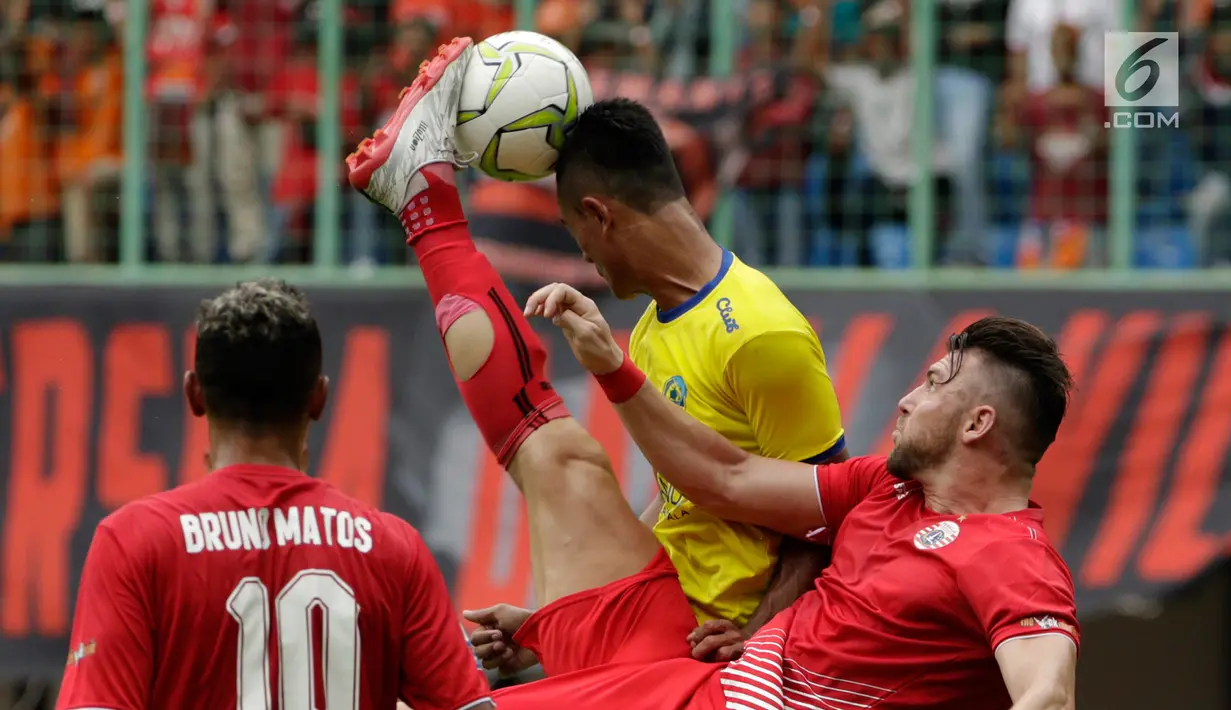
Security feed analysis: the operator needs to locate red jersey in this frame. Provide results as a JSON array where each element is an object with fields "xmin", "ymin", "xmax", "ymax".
[
  {"xmin": 710, "ymin": 456, "xmax": 1079, "ymax": 709},
  {"xmin": 268, "ymin": 59, "xmax": 364, "ymax": 205},
  {"xmin": 56, "ymin": 464, "xmax": 491, "ymax": 710},
  {"xmin": 147, "ymin": 0, "xmax": 209, "ymax": 101},
  {"xmin": 1023, "ymin": 85, "xmax": 1109, "ymax": 224}
]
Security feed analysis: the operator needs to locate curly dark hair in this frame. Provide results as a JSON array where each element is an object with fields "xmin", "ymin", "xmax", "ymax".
[
  {"xmin": 194, "ymin": 279, "xmax": 323, "ymax": 428},
  {"xmin": 945, "ymin": 317, "xmax": 1074, "ymax": 465}
]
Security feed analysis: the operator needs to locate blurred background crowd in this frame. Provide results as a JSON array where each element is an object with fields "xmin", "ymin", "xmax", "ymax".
[{"xmin": 0, "ymin": 0, "xmax": 1229, "ymax": 269}]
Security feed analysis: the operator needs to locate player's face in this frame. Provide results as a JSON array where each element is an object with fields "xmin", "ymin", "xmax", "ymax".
[
  {"xmin": 886, "ymin": 355, "xmax": 964, "ymax": 480},
  {"xmin": 559, "ymin": 195, "xmax": 639, "ymax": 299}
]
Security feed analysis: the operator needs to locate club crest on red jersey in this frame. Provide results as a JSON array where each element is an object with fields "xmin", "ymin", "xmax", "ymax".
[{"xmin": 913, "ymin": 520, "xmax": 961, "ymax": 550}]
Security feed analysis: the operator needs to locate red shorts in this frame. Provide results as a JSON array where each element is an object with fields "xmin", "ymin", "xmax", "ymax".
[
  {"xmin": 512, "ymin": 549, "xmax": 699, "ymax": 676},
  {"xmin": 493, "ymin": 657, "xmax": 723, "ymax": 710}
]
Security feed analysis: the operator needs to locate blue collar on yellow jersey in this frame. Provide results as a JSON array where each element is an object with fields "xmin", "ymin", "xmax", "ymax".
[{"xmin": 656, "ymin": 249, "xmax": 734, "ymax": 324}]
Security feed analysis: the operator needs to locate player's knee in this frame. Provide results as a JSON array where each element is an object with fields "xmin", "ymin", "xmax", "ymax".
[
  {"xmin": 512, "ymin": 418, "xmax": 612, "ymax": 479},
  {"xmin": 437, "ymin": 295, "xmax": 494, "ymax": 381}
]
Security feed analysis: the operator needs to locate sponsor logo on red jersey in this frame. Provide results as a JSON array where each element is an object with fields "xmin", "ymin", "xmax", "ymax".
[{"xmin": 1018, "ymin": 615, "xmax": 1078, "ymax": 636}]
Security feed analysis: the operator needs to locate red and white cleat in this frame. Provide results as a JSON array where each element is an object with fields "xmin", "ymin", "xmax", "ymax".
[{"xmin": 346, "ymin": 37, "xmax": 475, "ymax": 214}]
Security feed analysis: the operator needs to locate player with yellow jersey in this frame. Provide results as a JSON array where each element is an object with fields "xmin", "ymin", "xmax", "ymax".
[
  {"xmin": 464, "ymin": 99, "xmax": 847, "ymax": 675},
  {"xmin": 630, "ymin": 248, "xmax": 846, "ymax": 628}
]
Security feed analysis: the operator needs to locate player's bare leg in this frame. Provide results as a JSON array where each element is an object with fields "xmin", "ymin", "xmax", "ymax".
[{"xmin": 346, "ymin": 38, "xmax": 658, "ymax": 605}]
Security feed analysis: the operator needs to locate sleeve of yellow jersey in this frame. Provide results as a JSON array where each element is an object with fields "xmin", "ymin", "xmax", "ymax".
[{"xmin": 724, "ymin": 330, "xmax": 846, "ymax": 464}]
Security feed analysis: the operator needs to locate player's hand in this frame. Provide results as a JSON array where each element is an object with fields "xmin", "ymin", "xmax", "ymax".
[
  {"xmin": 688, "ymin": 619, "xmax": 746, "ymax": 663},
  {"xmin": 524, "ymin": 282, "xmax": 624, "ymax": 374},
  {"xmin": 463, "ymin": 605, "xmax": 539, "ymax": 676}
]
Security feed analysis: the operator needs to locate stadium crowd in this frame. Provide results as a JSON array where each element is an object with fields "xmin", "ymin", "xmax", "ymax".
[{"xmin": 0, "ymin": 0, "xmax": 1228, "ymax": 267}]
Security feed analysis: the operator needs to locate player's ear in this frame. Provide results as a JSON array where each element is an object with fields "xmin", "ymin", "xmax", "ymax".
[
  {"xmin": 579, "ymin": 196, "xmax": 609, "ymax": 228},
  {"xmin": 184, "ymin": 370, "xmax": 207, "ymax": 417},
  {"xmin": 962, "ymin": 405, "xmax": 996, "ymax": 445},
  {"xmin": 308, "ymin": 375, "xmax": 329, "ymax": 422}
]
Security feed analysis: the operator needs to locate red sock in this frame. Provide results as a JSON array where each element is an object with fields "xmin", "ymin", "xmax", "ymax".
[{"xmin": 404, "ymin": 165, "xmax": 569, "ymax": 465}]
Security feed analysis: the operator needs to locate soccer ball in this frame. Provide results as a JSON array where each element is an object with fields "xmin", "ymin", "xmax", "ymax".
[{"xmin": 456, "ymin": 31, "xmax": 594, "ymax": 182}]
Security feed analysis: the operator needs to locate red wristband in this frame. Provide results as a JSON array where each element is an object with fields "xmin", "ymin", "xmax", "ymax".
[{"xmin": 593, "ymin": 354, "xmax": 647, "ymax": 404}]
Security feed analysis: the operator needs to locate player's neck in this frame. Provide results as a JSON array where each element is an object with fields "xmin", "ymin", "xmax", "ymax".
[
  {"xmin": 207, "ymin": 424, "xmax": 308, "ymax": 474},
  {"xmin": 640, "ymin": 215, "xmax": 725, "ymax": 312},
  {"xmin": 919, "ymin": 461, "xmax": 1031, "ymax": 516}
]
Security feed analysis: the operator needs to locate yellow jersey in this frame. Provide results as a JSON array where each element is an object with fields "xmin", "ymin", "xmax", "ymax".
[{"xmin": 629, "ymin": 250, "xmax": 845, "ymax": 626}]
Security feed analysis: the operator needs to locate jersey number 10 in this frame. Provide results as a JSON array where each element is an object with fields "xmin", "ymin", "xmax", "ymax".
[{"xmin": 227, "ymin": 569, "xmax": 361, "ymax": 709}]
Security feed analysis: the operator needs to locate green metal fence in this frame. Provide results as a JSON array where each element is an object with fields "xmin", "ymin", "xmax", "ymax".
[{"xmin": 5, "ymin": 0, "xmax": 1229, "ymax": 290}]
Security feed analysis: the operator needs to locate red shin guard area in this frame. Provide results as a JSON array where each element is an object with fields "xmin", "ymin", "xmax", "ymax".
[{"xmin": 417, "ymin": 221, "xmax": 569, "ymax": 466}]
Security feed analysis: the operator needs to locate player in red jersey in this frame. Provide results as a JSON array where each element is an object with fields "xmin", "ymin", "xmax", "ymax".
[
  {"xmin": 56, "ymin": 279, "xmax": 492, "ymax": 710},
  {"xmin": 347, "ymin": 38, "xmax": 1079, "ymax": 709}
]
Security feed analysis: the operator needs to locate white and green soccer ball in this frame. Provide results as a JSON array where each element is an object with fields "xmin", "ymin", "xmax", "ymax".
[{"xmin": 456, "ymin": 31, "xmax": 594, "ymax": 182}]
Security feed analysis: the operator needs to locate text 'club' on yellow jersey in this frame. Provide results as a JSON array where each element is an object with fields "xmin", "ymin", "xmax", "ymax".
[{"xmin": 629, "ymin": 249, "xmax": 845, "ymax": 626}]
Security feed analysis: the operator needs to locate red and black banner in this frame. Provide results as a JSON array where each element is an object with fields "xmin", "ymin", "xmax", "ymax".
[{"xmin": 0, "ymin": 286, "xmax": 1228, "ymax": 678}]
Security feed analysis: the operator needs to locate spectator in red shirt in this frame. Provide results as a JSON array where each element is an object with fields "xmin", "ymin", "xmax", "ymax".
[
  {"xmin": 267, "ymin": 27, "xmax": 370, "ymax": 264},
  {"xmin": 389, "ymin": 0, "xmax": 513, "ymax": 44},
  {"xmin": 214, "ymin": 0, "xmax": 303, "ymax": 255},
  {"xmin": 732, "ymin": 0, "xmax": 822, "ymax": 267},
  {"xmin": 997, "ymin": 22, "xmax": 1107, "ymax": 268},
  {"xmin": 369, "ymin": 17, "xmax": 437, "ymax": 126}
]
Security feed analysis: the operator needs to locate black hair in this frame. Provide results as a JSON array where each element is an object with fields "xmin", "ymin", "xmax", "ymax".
[
  {"xmin": 555, "ymin": 98, "xmax": 687, "ymax": 213},
  {"xmin": 946, "ymin": 317, "xmax": 1074, "ymax": 465},
  {"xmin": 194, "ymin": 279, "xmax": 323, "ymax": 429}
]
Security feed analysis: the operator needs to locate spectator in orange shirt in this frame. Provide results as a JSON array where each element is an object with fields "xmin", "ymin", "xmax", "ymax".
[
  {"xmin": 57, "ymin": 16, "xmax": 123, "ymax": 262},
  {"xmin": 0, "ymin": 56, "xmax": 60, "ymax": 261}
]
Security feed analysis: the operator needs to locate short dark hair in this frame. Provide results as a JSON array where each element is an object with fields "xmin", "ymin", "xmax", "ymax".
[
  {"xmin": 194, "ymin": 279, "xmax": 323, "ymax": 428},
  {"xmin": 947, "ymin": 317, "xmax": 1073, "ymax": 465},
  {"xmin": 555, "ymin": 98, "xmax": 687, "ymax": 213}
]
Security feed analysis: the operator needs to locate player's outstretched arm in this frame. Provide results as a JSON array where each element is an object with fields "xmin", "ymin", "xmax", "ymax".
[
  {"xmin": 526, "ymin": 283, "xmax": 826, "ymax": 538},
  {"xmin": 996, "ymin": 636, "xmax": 1077, "ymax": 710}
]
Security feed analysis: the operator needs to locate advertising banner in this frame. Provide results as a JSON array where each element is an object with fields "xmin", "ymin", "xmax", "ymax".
[{"xmin": 0, "ymin": 286, "xmax": 1228, "ymax": 677}]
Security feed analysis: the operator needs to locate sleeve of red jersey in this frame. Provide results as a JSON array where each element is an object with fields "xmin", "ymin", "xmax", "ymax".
[
  {"xmin": 806, "ymin": 455, "xmax": 891, "ymax": 544},
  {"xmin": 56, "ymin": 524, "xmax": 154, "ymax": 710},
  {"xmin": 397, "ymin": 522, "xmax": 492, "ymax": 710},
  {"xmin": 956, "ymin": 536, "xmax": 1081, "ymax": 653}
]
